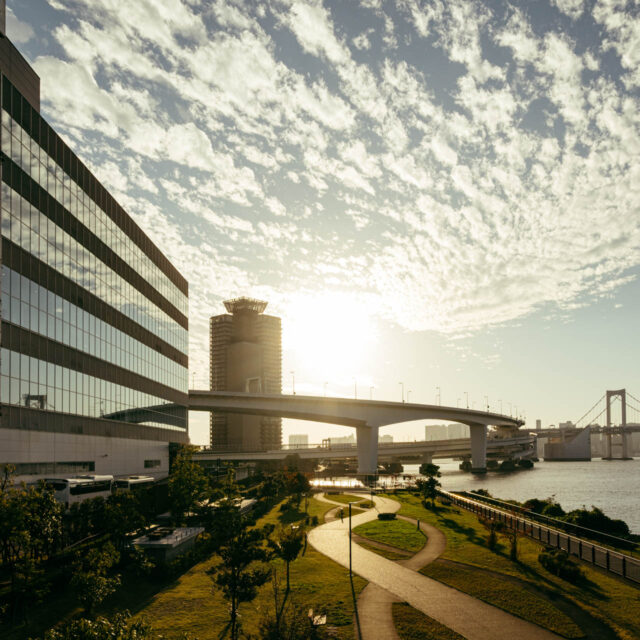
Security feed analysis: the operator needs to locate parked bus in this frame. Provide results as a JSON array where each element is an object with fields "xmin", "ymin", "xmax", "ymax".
[
  {"xmin": 113, "ymin": 476, "xmax": 155, "ymax": 492},
  {"xmin": 44, "ymin": 475, "xmax": 113, "ymax": 509}
]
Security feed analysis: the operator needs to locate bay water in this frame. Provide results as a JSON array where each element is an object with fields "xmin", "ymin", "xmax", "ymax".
[{"xmin": 405, "ymin": 458, "xmax": 640, "ymax": 534}]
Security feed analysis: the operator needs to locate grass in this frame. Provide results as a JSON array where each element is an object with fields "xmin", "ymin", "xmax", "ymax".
[
  {"xmin": 422, "ymin": 562, "xmax": 582, "ymax": 638},
  {"xmin": 392, "ymin": 602, "xmax": 466, "ymax": 640},
  {"xmin": 135, "ymin": 496, "xmax": 366, "ymax": 640},
  {"xmin": 353, "ymin": 519, "xmax": 426, "ymax": 553},
  {"xmin": 323, "ymin": 493, "xmax": 367, "ymax": 504},
  {"xmin": 357, "ymin": 541, "xmax": 410, "ymax": 561},
  {"xmin": 385, "ymin": 493, "xmax": 640, "ymax": 640}
]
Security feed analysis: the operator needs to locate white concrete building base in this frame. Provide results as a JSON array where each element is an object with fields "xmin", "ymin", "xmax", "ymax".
[{"xmin": 1, "ymin": 428, "xmax": 170, "ymax": 483}]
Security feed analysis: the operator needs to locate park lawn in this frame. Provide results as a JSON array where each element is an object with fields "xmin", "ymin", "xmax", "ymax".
[
  {"xmin": 386, "ymin": 493, "xmax": 640, "ymax": 640},
  {"xmin": 422, "ymin": 562, "xmax": 582, "ymax": 638},
  {"xmin": 353, "ymin": 519, "xmax": 426, "ymax": 553},
  {"xmin": 357, "ymin": 541, "xmax": 410, "ymax": 561},
  {"xmin": 323, "ymin": 493, "xmax": 367, "ymax": 504},
  {"xmin": 392, "ymin": 603, "xmax": 466, "ymax": 640},
  {"xmin": 136, "ymin": 496, "xmax": 366, "ymax": 640}
]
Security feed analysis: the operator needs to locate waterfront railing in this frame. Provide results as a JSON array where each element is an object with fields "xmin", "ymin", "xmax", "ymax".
[{"xmin": 439, "ymin": 489, "xmax": 640, "ymax": 585}]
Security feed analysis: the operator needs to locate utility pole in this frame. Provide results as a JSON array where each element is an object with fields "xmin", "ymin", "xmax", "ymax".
[{"xmin": 349, "ymin": 503, "xmax": 352, "ymax": 576}]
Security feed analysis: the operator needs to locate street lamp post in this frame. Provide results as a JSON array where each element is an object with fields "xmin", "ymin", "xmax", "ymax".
[
  {"xmin": 353, "ymin": 377, "xmax": 357, "ymax": 400},
  {"xmin": 485, "ymin": 395, "xmax": 489, "ymax": 411},
  {"xmin": 407, "ymin": 390, "xmax": 412, "ymax": 403},
  {"xmin": 436, "ymin": 386, "xmax": 440, "ymax": 406},
  {"xmin": 349, "ymin": 502, "xmax": 352, "ymax": 576},
  {"xmin": 464, "ymin": 391, "xmax": 469, "ymax": 409},
  {"xmin": 399, "ymin": 382, "xmax": 405, "ymax": 403},
  {"xmin": 290, "ymin": 370, "xmax": 295, "ymax": 395}
]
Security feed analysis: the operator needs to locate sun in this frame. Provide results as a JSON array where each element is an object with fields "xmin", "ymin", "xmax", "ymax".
[{"xmin": 282, "ymin": 292, "xmax": 377, "ymax": 383}]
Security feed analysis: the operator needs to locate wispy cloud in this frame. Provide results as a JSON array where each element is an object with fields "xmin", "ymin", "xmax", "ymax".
[{"xmin": 12, "ymin": 0, "xmax": 639, "ymax": 383}]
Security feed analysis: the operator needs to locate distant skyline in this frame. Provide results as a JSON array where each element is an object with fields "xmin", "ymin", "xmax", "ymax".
[{"xmin": 9, "ymin": 1, "xmax": 640, "ymax": 444}]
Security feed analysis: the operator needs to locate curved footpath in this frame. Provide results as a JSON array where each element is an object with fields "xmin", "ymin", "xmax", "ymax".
[{"xmin": 309, "ymin": 493, "xmax": 562, "ymax": 640}]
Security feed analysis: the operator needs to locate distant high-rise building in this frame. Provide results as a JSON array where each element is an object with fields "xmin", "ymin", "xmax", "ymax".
[
  {"xmin": 447, "ymin": 423, "xmax": 469, "ymax": 439},
  {"xmin": 425, "ymin": 424, "xmax": 448, "ymax": 441},
  {"xmin": 379, "ymin": 434, "xmax": 393, "ymax": 443},
  {"xmin": 209, "ymin": 297, "xmax": 281, "ymax": 451},
  {"xmin": 535, "ymin": 419, "xmax": 542, "ymax": 430},
  {"xmin": 288, "ymin": 434, "xmax": 308, "ymax": 449}
]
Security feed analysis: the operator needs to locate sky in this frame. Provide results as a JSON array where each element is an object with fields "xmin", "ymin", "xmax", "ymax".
[{"xmin": 8, "ymin": 0, "xmax": 640, "ymax": 445}]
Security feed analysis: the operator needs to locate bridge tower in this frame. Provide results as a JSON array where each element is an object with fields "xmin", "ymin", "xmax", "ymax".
[{"xmin": 604, "ymin": 389, "xmax": 630, "ymax": 459}]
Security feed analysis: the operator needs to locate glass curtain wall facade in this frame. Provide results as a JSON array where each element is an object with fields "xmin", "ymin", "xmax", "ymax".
[{"xmin": 0, "ymin": 27, "xmax": 188, "ymax": 479}]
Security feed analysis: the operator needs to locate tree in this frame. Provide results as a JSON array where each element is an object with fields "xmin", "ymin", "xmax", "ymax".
[
  {"xmin": 71, "ymin": 542, "xmax": 121, "ymax": 616},
  {"xmin": 284, "ymin": 471, "xmax": 311, "ymax": 508},
  {"xmin": 269, "ymin": 526, "xmax": 305, "ymax": 594},
  {"xmin": 0, "ymin": 469, "xmax": 62, "ymax": 621},
  {"xmin": 208, "ymin": 525, "xmax": 271, "ymax": 640},
  {"xmin": 479, "ymin": 517, "xmax": 504, "ymax": 551},
  {"xmin": 168, "ymin": 445, "xmax": 210, "ymax": 524},
  {"xmin": 417, "ymin": 463, "xmax": 441, "ymax": 507},
  {"xmin": 104, "ymin": 490, "xmax": 146, "ymax": 550},
  {"xmin": 38, "ymin": 612, "xmax": 154, "ymax": 640}
]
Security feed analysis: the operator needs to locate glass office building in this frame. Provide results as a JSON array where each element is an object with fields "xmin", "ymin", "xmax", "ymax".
[{"xmin": 0, "ymin": 11, "xmax": 189, "ymax": 481}]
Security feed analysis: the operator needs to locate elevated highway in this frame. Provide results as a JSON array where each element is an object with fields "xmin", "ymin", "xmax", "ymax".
[
  {"xmin": 195, "ymin": 433, "xmax": 536, "ymax": 467},
  {"xmin": 189, "ymin": 391, "xmax": 524, "ymax": 474}
]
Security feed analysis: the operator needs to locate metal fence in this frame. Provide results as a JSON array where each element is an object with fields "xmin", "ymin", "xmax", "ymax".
[{"xmin": 439, "ymin": 489, "xmax": 640, "ymax": 585}]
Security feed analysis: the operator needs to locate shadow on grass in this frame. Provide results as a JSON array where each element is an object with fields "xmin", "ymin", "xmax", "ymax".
[
  {"xmin": 486, "ymin": 547, "xmax": 609, "ymax": 602},
  {"xmin": 278, "ymin": 506, "xmax": 307, "ymax": 525},
  {"xmin": 350, "ymin": 574, "xmax": 363, "ymax": 640},
  {"xmin": 436, "ymin": 517, "xmax": 484, "ymax": 545}
]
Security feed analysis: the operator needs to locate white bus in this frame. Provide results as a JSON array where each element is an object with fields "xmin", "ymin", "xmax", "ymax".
[
  {"xmin": 113, "ymin": 476, "xmax": 155, "ymax": 492},
  {"xmin": 44, "ymin": 475, "xmax": 113, "ymax": 508}
]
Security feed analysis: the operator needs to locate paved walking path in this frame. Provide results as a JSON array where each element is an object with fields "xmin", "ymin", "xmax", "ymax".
[{"xmin": 309, "ymin": 494, "xmax": 562, "ymax": 640}]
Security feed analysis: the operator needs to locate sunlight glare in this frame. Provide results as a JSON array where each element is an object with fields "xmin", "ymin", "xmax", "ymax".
[{"xmin": 282, "ymin": 292, "xmax": 378, "ymax": 380}]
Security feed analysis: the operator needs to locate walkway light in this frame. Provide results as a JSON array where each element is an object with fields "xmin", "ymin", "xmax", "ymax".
[{"xmin": 399, "ymin": 382, "xmax": 405, "ymax": 403}]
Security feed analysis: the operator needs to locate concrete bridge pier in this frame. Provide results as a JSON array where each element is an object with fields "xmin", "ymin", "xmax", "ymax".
[
  {"xmin": 356, "ymin": 425, "xmax": 379, "ymax": 475},
  {"xmin": 606, "ymin": 432, "xmax": 612, "ymax": 458},
  {"xmin": 469, "ymin": 423, "xmax": 487, "ymax": 473},
  {"xmin": 622, "ymin": 432, "xmax": 629, "ymax": 459}
]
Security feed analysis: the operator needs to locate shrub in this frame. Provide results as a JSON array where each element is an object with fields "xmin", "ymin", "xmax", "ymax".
[
  {"xmin": 377, "ymin": 512, "xmax": 396, "ymax": 521},
  {"xmin": 538, "ymin": 548, "xmax": 583, "ymax": 582}
]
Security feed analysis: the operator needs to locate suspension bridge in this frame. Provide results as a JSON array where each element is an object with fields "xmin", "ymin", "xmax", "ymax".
[{"xmin": 537, "ymin": 389, "xmax": 640, "ymax": 460}]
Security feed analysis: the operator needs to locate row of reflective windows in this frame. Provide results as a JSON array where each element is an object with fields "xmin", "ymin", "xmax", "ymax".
[
  {"xmin": 1, "ymin": 183, "xmax": 188, "ymax": 354},
  {"xmin": 1, "ymin": 266, "xmax": 188, "ymax": 393},
  {"xmin": 2, "ymin": 110, "xmax": 187, "ymax": 314},
  {"xmin": 0, "ymin": 347, "xmax": 187, "ymax": 431}
]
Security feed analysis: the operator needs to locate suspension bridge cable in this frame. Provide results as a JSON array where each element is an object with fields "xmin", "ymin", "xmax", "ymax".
[
  {"xmin": 585, "ymin": 405, "xmax": 608, "ymax": 426},
  {"xmin": 626, "ymin": 390, "xmax": 640, "ymax": 405},
  {"xmin": 575, "ymin": 394, "xmax": 605, "ymax": 426}
]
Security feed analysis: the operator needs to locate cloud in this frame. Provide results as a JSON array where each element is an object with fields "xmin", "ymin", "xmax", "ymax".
[
  {"xmin": 6, "ymin": 7, "xmax": 35, "ymax": 43},
  {"xmin": 18, "ymin": 0, "xmax": 640, "ymax": 350}
]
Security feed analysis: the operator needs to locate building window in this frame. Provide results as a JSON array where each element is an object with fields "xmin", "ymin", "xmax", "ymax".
[
  {"xmin": 144, "ymin": 459, "xmax": 161, "ymax": 468},
  {"xmin": 1, "ymin": 461, "xmax": 96, "ymax": 475}
]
